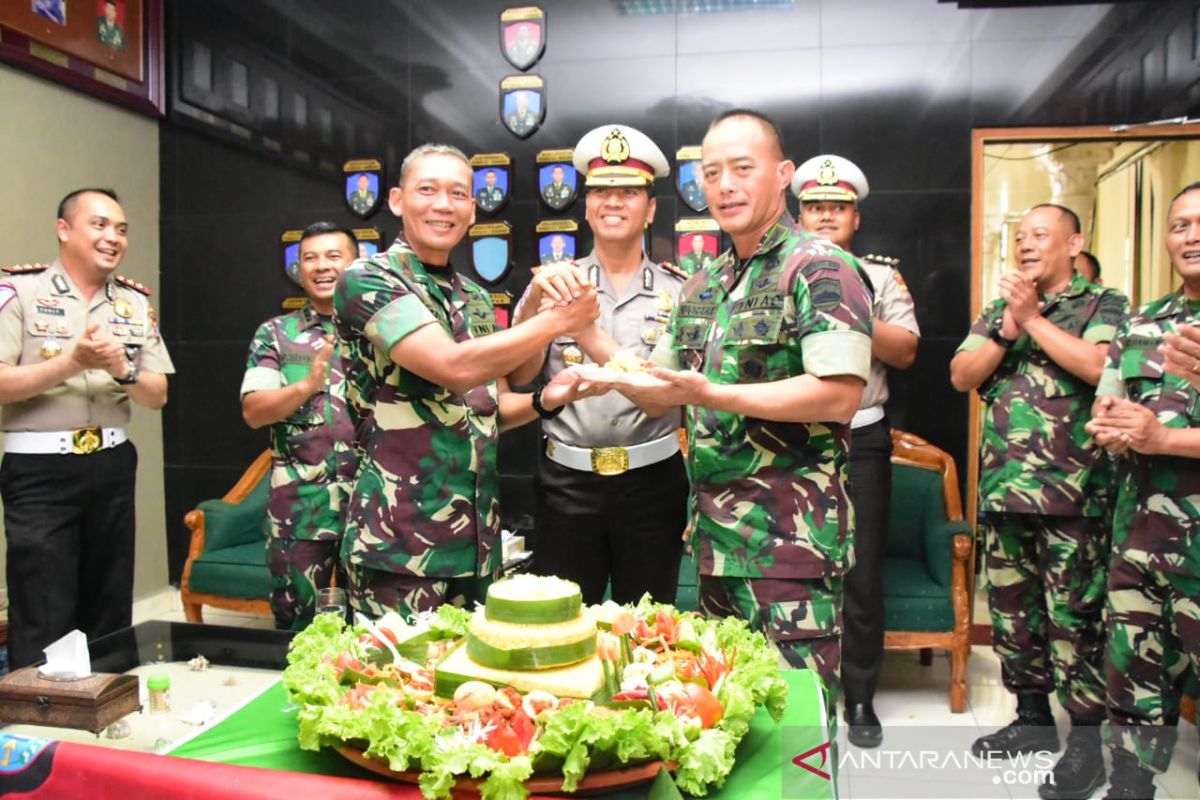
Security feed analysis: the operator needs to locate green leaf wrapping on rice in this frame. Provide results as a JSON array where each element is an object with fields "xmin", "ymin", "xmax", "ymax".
[
  {"xmin": 485, "ymin": 592, "xmax": 582, "ymax": 625},
  {"xmin": 466, "ymin": 632, "xmax": 596, "ymax": 670}
]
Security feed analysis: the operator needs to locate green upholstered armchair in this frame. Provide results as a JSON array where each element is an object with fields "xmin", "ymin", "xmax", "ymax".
[
  {"xmin": 180, "ymin": 451, "xmax": 273, "ymax": 623},
  {"xmin": 883, "ymin": 430, "xmax": 974, "ymax": 713}
]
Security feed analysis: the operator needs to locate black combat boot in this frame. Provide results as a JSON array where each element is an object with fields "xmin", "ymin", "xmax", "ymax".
[
  {"xmin": 1101, "ymin": 749, "xmax": 1155, "ymax": 799},
  {"xmin": 971, "ymin": 692, "xmax": 1060, "ymax": 758},
  {"xmin": 1038, "ymin": 721, "xmax": 1105, "ymax": 799}
]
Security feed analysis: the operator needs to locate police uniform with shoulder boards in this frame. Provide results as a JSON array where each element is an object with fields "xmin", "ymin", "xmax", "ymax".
[
  {"xmin": 523, "ymin": 125, "xmax": 689, "ymax": 606},
  {"xmin": 0, "ymin": 259, "xmax": 174, "ymax": 668}
]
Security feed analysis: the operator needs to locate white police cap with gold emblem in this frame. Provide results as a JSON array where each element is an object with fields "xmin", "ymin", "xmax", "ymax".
[
  {"xmin": 573, "ymin": 125, "xmax": 670, "ymax": 187},
  {"xmin": 791, "ymin": 154, "xmax": 869, "ymax": 203}
]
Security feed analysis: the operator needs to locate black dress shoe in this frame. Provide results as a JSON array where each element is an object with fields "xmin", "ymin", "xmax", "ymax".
[{"xmin": 845, "ymin": 702, "xmax": 883, "ymax": 748}]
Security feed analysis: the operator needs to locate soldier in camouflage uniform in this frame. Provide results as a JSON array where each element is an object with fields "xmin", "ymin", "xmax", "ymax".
[
  {"xmin": 951, "ymin": 204, "xmax": 1128, "ymax": 800},
  {"xmin": 541, "ymin": 165, "xmax": 574, "ymax": 210},
  {"xmin": 241, "ymin": 221, "xmax": 357, "ymax": 630},
  {"xmin": 349, "ymin": 174, "xmax": 377, "ymax": 216},
  {"xmin": 1086, "ymin": 182, "xmax": 1200, "ymax": 800},
  {"xmin": 622, "ymin": 111, "xmax": 873, "ymax": 706},
  {"xmin": 333, "ymin": 143, "xmax": 600, "ymax": 619},
  {"xmin": 97, "ymin": 1, "xmax": 125, "ymax": 51},
  {"xmin": 679, "ymin": 234, "xmax": 714, "ymax": 275}
]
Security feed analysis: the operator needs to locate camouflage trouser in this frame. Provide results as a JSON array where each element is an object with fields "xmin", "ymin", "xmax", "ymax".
[
  {"xmin": 982, "ymin": 512, "xmax": 1108, "ymax": 722},
  {"xmin": 266, "ymin": 537, "xmax": 341, "ymax": 631},
  {"xmin": 344, "ymin": 562, "xmax": 491, "ymax": 619},
  {"xmin": 700, "ymin": 574, "xmax": 842, "ymax": 702},
  {"xmin": 1104, "ymin": 552, "xmax": 1200, "ymax": 775}
]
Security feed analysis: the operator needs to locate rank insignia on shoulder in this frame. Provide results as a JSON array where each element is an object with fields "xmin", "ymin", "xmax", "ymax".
[
  {"xmin": 114, "ymin": 275, "xmax": 151, "ymax": 295},
  {"xmin": 862, "ymin": 253, "xmax": 900, "ymax": 266},
  {"xmin": 659, "ymin": 261, "xmax": 689, "ymax": 281},
  {"xmin": 1, "ymin": 263, "xmax": 49, "ymax": 274}
]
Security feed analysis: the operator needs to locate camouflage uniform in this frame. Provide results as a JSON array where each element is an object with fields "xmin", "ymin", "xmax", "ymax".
[
  {"xmin": 241, "ymin": 302, "xmax": 354, "ymax": 630},
  {"xmin": 1094, "ymin": 290, "xmax": 1200, "ymax": 777},
  {"xmin": 650, "ymin": 214, "xmax": 873, "ymax": 697},
  {"xmin": 333, "ymin": 237, "xmax": 502, "ymax": 619},
  {"xmin": 958, "ymin": 272, "xmax": 1127, "ymax": 722},
  {"xmin": 97, "ymin": 20, "xmax": 125, "ymax": 51}
]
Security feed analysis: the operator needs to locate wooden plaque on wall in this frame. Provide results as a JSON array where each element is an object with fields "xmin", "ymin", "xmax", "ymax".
[{"xmin": 0, "ymin": 0, "xmax": 164, "ymax": 117}]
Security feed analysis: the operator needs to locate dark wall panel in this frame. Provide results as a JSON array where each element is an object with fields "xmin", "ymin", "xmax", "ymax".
[{"xmin": 159, "ymin": 0, "xmax": 1200, "ymax": 580}]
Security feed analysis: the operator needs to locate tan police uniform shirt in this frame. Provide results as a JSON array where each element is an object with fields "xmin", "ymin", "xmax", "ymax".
[
  {"xmin": 0, "ymin": 259, "xmax": 175, "ymax": 431},
  {"xmin": 527, "ymin": 252, "xmax": 685, "ymax": 448},
  {"xmin": 858, "ymin": 257, "xmax": 919, "ymax": 410}
]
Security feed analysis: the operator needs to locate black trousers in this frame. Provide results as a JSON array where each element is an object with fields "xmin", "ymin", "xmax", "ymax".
[
  {"xmin": 532, "ymin": 450, "xmax": 688, "ymax": 606},
  {"xmin": 841, "ymin": 418, "xmax": 891, "ymax": 703},
  {"xmin": 1, "ymin": 441, "xmax": 137, "ymax": 669}
]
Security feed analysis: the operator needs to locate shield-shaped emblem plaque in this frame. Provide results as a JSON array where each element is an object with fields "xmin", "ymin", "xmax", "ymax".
[
  {"xmin": 536, "ymin": 219, "xmax": 578, "ymax": 266},
  {"xmin": 499, "ymin": 6, "xmax": 546, "ymax": 71},
  {"xmin": 353, "ymin": 227, "xmax": 383, "ymax": 261},
  {"xmin": 675, "ymin": 218, "xmax": 723, "ymax": 275},
  {"xmin": 343, "ymin": 159, "xmax": 384, "ymax": 218},
  {"xmin": 537, "ymin": 149, "xmax": 577, "ymax": 212},
  {"xmin": 471, "ymin": 153, "xmax": 512, "ymax": 217},
  {"xmin": 500, "ymin": 75, "xmax": 545, "ymax": 140},
  {"xmin": 281, "ymin": 229, "xmax": 304, "ymax": 286},
  {"xmin": 675, "ymin": 146, "xmax": 707, "ymax": 214},
  {"xmin": 490, "ymin": 291, "xmax": 514, "ymax": 329},
  {"xmin": 470, "ymin": 222, "xmax": 513, "ymax": 286}
]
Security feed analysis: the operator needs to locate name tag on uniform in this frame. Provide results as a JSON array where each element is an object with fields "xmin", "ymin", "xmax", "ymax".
[{"xmin": 678, "ymin": 301, "xmax": 716, "ymax": 319}]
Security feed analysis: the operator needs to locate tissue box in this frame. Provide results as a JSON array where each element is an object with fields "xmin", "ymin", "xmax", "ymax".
[{"xmin": 0, "ymin": 667, "xmax": 139, "ymax": 733}]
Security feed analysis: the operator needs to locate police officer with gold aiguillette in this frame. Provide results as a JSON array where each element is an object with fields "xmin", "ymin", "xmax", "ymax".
[
  {"xmin": 0, "ymin": 188, "xmax": 174, "ymax": 669},
  {"xmin": 510, "ymin": 125, "xmax": 689, "ymax": 606}
]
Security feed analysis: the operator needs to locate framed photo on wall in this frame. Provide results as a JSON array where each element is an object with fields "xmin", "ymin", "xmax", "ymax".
[{"xmin": 0, "ymin": 0, "xmax": 164, "ymax": 116}]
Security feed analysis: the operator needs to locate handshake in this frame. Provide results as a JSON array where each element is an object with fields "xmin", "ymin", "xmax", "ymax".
[{"xmin": 528, "ymin": 262, "xmax": 600, "ymax": 337}]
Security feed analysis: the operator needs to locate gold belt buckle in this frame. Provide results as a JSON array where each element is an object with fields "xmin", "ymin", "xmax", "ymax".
[
  {"xmin": 591, "ymin": 446, "xmax": 629, "ymax": 476},
  {"xmin": 72, "ymin": 427, "xmax": 102, "ymax": 455}
]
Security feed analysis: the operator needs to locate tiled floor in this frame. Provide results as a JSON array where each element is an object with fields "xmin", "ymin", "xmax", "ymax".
[
  {"xmin": 152, "ymin": 592, "xmax": 1198, "ymax": 800},
  {"xmin": 861, "ymin": 646, "xmax": 1198, "ymax": 800}
]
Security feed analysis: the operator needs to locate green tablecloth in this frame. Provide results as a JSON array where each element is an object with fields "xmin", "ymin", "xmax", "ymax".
[{"xmin": 171, "ymin": 669, "xmax": 832, "ymax": 799}]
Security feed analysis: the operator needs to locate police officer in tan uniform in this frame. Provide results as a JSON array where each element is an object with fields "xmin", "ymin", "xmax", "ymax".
[
  {"xmin": 0, "ymin": 188, "xmax": 175, "ymax": 669},
  {"xmin": 795, "ymin": 155, "xmax": 920, "ymax": 748},
  {"xmin": 511, "ymin": 125, "xmax": 689, "ymax": 605}
]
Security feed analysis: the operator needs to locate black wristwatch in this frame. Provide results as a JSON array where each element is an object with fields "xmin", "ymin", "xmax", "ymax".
[
  {"xmin": 989, "ymin": 321, "xmax": 1017, "ymax": 349},
  {"xmin": 531, "ymin": 386, "xmax": 563, "ymax": 420},
  {"xmin": 115, "ymin": 361, "xmax": 140, "ymax": 385}
]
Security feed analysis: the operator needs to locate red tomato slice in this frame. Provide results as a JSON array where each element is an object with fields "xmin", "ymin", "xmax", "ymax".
[
  {"xmin": 486, "ymin": 724, "xmax": 524, "ymax": 757},
  {"xmin": 511, "ymin": 710, "xmax": 536, "ymax": 751},
  {"xmin": 683, "ymin": 683, "xmax": 723, "ymax": 728},
  {"xmin": 334, "ymin": 652, "xmax": 364, "ymax": 678}
]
